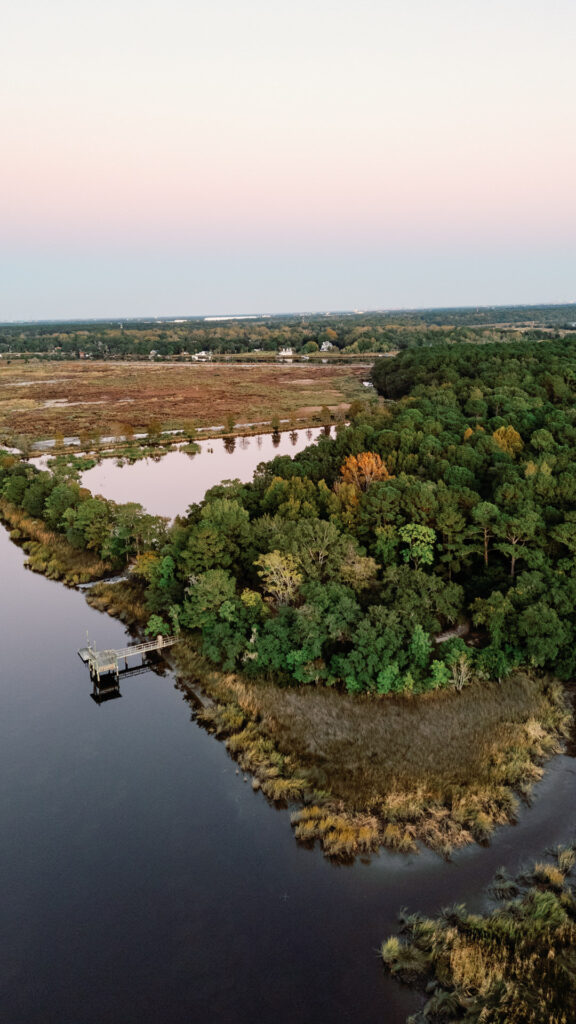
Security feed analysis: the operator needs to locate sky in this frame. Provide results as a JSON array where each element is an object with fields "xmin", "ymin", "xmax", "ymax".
[{"xmin": 1, "ymin": 0, "xmax": 575, "ymax": 319}]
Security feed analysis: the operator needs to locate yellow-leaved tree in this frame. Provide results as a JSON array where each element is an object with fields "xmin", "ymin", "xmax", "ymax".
[
  {"xmin": 339, "ymin": 452, "xmax": 393, "ymax": 491},
  {"xmin": 492, "ymin": 426, "xmax": 524, "ymax": 457}
]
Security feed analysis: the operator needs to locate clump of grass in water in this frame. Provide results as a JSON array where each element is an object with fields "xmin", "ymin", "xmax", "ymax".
[
  {"xmin": 261, "ymin": 777, "xmax": 305, "ymax": 802},
  {"xmin": 382, "ymin": 843, "xmax": 576, "ymax": 1023},
  {"xmin": 556, "ymin": 846, "xmax": 576, "ymax": 875},
  {"xmin": 490, "ymin": 867, "xmax": 519, "ymax": 900},
  {"xmin": 530, "ymin": 862, "xmax": 567, "ymax": 892},
  {"xmin": 291, "ymin": 806, "xmax": 380, "ymax": 860},
  {"xmin": 381, "ymin": 823, "xmax": 417, "ymax": 854}
]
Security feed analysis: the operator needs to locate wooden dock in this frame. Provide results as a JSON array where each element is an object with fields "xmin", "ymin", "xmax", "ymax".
[{"xmin": 78, "ymin": 635, "xmax": 179, "ymax": 682}]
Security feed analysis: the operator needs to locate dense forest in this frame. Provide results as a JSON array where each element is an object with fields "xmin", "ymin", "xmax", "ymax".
[
  {"xmin": 1, "ymin": 305, "xmax": 574, "ymax": 359},
  {"xmin": 2, "ymin": 337, "xmax": 576, "ymax": 695}
]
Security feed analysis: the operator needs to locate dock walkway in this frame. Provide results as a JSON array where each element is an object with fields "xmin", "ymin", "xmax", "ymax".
[{"xmin": 78, "ymin": 635, "xmax": 179, "ymax": 682}]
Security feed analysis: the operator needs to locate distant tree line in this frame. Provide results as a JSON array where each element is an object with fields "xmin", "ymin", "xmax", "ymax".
[{"xmin": 1, "ymin": 306, "xmax": 573, "ymax": 360}]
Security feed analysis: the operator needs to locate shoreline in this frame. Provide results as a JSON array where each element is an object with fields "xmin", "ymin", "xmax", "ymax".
[
  {"xmin": 0, "ymin": 498, "xmax": 112, "ymax": 585},
  {"xmin": 89, "ymin": 575, "xmax": 572, "ymax": 862},
  {"xmin": 382, "ymin": 846, "xmax": 576, "ymax": 1021},
  {"xmin": 1, "ymin": 501, "xmax": 572, "ymax": 863},
  {"xmin": 23, "ymin": 420, "xmax": 336, "ymax": 466}
]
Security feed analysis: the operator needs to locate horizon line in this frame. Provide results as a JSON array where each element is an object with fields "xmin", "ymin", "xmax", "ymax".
[{"xmin": 2, "ymin": 300, "xmax": 576, "ymax": 327}]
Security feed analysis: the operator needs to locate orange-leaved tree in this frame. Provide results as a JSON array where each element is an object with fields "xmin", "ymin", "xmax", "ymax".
[{"xmin": 339, "ymin": 451, "xmax": 393, "ymax": 491}]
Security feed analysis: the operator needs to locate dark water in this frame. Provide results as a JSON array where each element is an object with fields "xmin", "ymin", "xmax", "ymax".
[
  {"xmin": 80, "ymin": 427, "xmax": 333, "ymax": 519},
  {"xmin": 2, "ymin": 466, "xmax": 576, "ymax": 1022}
]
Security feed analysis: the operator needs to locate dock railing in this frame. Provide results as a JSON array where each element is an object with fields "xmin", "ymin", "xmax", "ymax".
[{"xmin": 78, "ymin": 634, "xmax": 179, "ymax": 681}]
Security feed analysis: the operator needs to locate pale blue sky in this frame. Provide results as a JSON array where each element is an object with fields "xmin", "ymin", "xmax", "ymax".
[{"xmin": 1, "ymin": 0, "xmax": 575, "ymax": 318}]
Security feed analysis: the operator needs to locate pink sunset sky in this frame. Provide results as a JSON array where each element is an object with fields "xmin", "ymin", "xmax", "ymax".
[{"xmin": 1, "ymin": 0, "xmax": 575, "ymax": 317}]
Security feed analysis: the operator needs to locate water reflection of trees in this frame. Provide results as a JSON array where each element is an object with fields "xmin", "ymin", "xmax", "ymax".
[
  {"xmin": 239, "ymin": 436, "xmax": 250, "ymax": 450},
  {"xmin": 306, "ymin": 429, "xmax": 313, "ymax": 441},
  {"xmin": 290, "ymin": 431, "xmax": 298, "ymax": 446},
  {"xmin": 223, "ymin": 436, "xmax": 236, "ymax": 454},
  {"xmin": 271, "ymin": 430, "xmax": 281, "ymax": 448}
]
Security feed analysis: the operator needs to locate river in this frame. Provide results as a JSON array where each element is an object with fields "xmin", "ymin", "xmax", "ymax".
[{"xmin": 2, "ymin": 434, "xmax": 576, "ymax": 1023}]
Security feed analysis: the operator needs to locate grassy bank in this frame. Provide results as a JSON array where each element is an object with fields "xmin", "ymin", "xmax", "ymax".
[
  {"xmin": 85, "ymin": 579, "xmax": 148, "ymax": 625},
  {"xmin": 44, "ymin": 432, "xmax": 204, "ymax": 463},
  {"xmin": 1, "ymin": 532, "xmax": 570, "ymax": 862},
  {"xmin": 0, "ymin": 499, "xmax": 112, "ymax": 585},
  {"xmin": 170, "ymin": 640, "xmax": 571, "ymax": 860},
  {"xmin": 382, "ymin": 845, "xmax": 576, "ymax": 1023},
  {"xmin": 81, "ymin": 580, "xmax": 572, "ymax": 860}
]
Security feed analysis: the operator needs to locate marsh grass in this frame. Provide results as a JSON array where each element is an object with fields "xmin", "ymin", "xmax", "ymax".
[
  {"xmin": 291, "ymin": 806, "xmax": 381, "ymax": 859},
  {"xmin": 0, "ymin": 499, "xmax": 111, "ymax": 585},
  {"xmin": 0, "ymin": 518, "xmax": 554, "ymax": 864},
  {"xmin": 382, "ymin": 844, "xmax": 576, "ymax": 1023},
  {"xmin": 557, "ymin": 847, "xmax": 576, "ymax": 875},
  {"xmin": 171, "ymin": 641, "xmax": 571, "ymax": 860},
  {"xmin": 4, "ymin": 453, "xmax": 569, "ymax": 865},
  {"xmin": 0, "ymin": 361, "xmax": 366, "ymax": 444},
  {"xmin": 489, "ymin": 868, "xmax": 519, "ymax": 901},
  {"xmin": 85, "ymin": 580, "xmax": 148, "ymax": 625}
]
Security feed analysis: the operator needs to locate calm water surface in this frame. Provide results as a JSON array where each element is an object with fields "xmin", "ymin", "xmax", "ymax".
[
  {"xmin": 2, "ymin": 439, "xmax": 576, "ymax": 1023},
  {"xmin": 81, "ymin": 428, "xmax": 333, "ymax": 519}
]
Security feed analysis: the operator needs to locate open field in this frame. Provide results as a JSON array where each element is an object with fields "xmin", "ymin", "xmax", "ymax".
[{"xmin": 0, "ymin": 361, "xmax": 369, "ymax": 444}]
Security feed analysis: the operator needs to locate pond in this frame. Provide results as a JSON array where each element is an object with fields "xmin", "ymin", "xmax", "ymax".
[{"xmin": 80, "ymin": 427, "xmax": 333, "ymax": 519}]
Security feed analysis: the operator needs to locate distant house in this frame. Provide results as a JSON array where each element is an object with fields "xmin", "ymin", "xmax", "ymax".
[
  {"xmin": 320, "ymin": 341, "xmax": 335, "ymax": 352},
  {"xmin": 278, "ymin": 347, "xmax": 293, "ymax": 357}
]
